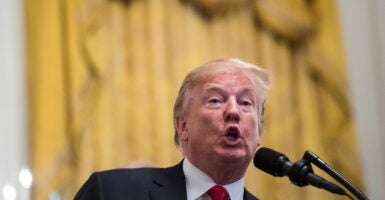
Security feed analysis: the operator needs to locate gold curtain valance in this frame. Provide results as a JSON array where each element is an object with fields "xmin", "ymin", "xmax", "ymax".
[
  {"xmin": 254, "ymin": 0, "xmax": 318, "ymax": 41},
  {"xmin": 183, "ymin": 0, "xmax": 317, "ymax": 42},
  {"xmin": 184, "ymin": 0, "xmax": 248, "ymax": 16}
]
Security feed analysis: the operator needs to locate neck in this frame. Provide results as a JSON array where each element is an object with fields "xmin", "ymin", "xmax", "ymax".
[{"xmin": 189, "ymin": 158, "xmax": 248, "ymax": 185}]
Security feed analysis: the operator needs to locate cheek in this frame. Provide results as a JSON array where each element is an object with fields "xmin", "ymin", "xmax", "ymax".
[
  {"xmin": 196, "ymin": 109, "xmax": 222, "ymax": 125},
  {"xmin": 246, "ymin": 133, "xmax": 261, "ymax": 154},
  {"xmin": 244, "ymin": 118, "xmax": 261, "ymax": 144},
  {"xmin": 187, "ymin": 110, "xmax": 220, "ymax": 135}
]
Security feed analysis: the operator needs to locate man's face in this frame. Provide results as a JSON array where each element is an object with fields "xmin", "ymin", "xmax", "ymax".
[{"xmin": 177, "ymin": 71, "xmax": 262, "ymax": 169}]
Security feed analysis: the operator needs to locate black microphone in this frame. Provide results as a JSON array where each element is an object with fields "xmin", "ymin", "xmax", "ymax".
[{"xmin": 253, "ymin": 147, "xmax": 346, "ymax": 195}]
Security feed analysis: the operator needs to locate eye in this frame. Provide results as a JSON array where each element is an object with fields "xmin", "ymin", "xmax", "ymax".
[
  {"xmin": 205, "ymin": 97, "xmax": 223, "ymax": 109},
  {"xmin": 208, "ymin": 98, "xmax": 221, "ymax": 104},
  {"xmin": 240, "ymin": 99, "xmax": 253, "ymax": 107},
  {"xmin": 241, "ymin": 101, "xmax": 252, "ymax": 106}
]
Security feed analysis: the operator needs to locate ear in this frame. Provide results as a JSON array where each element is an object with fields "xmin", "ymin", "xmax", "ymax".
[{"xmin": 175, "ymin": 116, "xmax": 188, "ymax": 141}]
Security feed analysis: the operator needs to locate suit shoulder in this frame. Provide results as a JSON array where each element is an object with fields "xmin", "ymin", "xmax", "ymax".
[
  {"xmin": 99, "ymin": 167, "xmax": 164, "ymax": 176},
  {"xmin": 92, "ymin": 163, "xmax": 183, "ymax": 188},
  {"xmin": 74, "ymin": 163, "xmax": 185, "ymax": 199},
  {"xmin": 95, "ymin": 167, "xmax": 169, "ymax": 183}
]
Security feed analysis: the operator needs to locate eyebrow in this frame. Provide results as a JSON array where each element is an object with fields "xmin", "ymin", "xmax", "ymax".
[
  {"xmin": 203, "ymin": 84, "xmax": 225, "ymax": 93},
  {"xmin": 203, "ymin": 84, "xmax": 257, "ymax": 96}
]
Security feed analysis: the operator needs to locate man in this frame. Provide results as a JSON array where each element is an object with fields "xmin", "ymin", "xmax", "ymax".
[{"xmin": 74, "ymin": 58, "xmax": 271, "ymax": 200}]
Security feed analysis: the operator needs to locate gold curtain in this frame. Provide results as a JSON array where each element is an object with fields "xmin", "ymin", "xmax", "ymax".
[{"xmin": 25, "ymin": 0, "xmax": 364, "ymax": 199}]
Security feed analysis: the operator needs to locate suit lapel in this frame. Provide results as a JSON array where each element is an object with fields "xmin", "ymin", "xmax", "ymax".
[
  {"xmin": 146, "ymin": 161, "xmax": 258, "ymax": 200},
  {"xmin": 148, "ymin": 161, "xmax": 187, "ymax": 200},
  {"xmin": 244, "ymin": 188, "xmax": 259, "ymax": 200}
]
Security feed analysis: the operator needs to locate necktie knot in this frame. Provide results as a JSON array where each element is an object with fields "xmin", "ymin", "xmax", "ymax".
[{"xmin": 207, "ymin": 185, "xmax": 230, "ymax": 200}]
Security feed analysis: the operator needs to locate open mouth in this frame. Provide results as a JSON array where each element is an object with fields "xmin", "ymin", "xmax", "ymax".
[{"xmin": 226, "ymin": 127, "xmax": 240, "ymax": 141}]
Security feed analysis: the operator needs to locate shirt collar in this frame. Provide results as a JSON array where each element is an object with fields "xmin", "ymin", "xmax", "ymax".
[{"xmin": 183, "ymin": 158, "xmax": 245, "ymax": 200}]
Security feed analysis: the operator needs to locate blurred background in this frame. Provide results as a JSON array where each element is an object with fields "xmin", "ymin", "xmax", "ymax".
[{"xmin": 1, "ymin": 0, "xmax": 384, "ymax": 199}]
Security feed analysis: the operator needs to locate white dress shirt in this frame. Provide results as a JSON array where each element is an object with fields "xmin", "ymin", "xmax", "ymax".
[{"xmin": 183, "ymin": 158, "xmax": 245, "ymax": 200}]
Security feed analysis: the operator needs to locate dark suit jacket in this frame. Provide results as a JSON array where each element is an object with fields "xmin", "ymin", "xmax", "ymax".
[{"xmin": 74, "ymin": 161, "xmax": 258, "ymax": 200}]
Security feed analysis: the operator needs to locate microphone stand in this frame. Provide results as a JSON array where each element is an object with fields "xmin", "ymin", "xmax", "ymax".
[{"xmin": 303, "ymin": 150, "xmax": 369, "ymax": 200}]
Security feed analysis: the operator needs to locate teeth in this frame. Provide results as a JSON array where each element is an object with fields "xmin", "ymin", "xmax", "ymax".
[
  {"xmin": 227, "ymin": 132, "xmax": 238, "ymax": 140},
  {"xmin": 226, "ymin": 127, "xmax": 239, "ymax": 141}
]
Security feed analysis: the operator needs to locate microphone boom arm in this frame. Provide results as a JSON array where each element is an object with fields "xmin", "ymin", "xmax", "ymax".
[{"xmin": 303, "ymin": 150, "xmax": 369, "ymax": 200}]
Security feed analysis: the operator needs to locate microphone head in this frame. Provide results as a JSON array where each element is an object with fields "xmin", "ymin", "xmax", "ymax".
[{"xmin": 253, "ymin": 147, "xmax": 289, "ymax": 177}]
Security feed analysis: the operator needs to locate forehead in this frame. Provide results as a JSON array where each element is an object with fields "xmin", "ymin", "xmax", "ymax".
[
  {"xmin": 203, "ymin": 71, "xmax": 255, "ymax": 87},
  {"xmin": 197, "ymin": 71, "xmax": 258, "ymax": 95}
]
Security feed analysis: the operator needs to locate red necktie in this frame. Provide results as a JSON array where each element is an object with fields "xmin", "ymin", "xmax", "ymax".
[{"xmin": 207, "ymin": 185, "xmax": 230, "ymax": 200}]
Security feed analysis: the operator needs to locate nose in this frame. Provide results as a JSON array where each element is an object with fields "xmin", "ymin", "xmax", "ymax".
[{"xmin": 224, "ymin": 97, "xmax": 240, "ymax": 122}]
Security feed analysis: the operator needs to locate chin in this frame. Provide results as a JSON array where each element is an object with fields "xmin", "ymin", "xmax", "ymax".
[{"xmin": 220, "ymin": 151, "xmax": 248, "ymax": 163}]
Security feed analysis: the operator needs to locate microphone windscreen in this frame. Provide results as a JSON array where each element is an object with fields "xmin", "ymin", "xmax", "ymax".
[{"xmin": 253, "ymin": 147, "xmax": 286, "ymax": 176}]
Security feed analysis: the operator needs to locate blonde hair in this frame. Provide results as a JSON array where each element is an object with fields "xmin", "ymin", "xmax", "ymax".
[{"xmin": 173, "ymin": 58, "xmax": 271, "ymax": 147}]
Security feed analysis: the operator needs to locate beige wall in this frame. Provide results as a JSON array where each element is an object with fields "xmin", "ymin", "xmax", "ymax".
[
  {"xmin": 338, "ymin": 0, "xmax": 385, "ymax": 199},
  {"xmin": 0, "ymin": 0, "xmax": 30, "ymax": 199}
]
